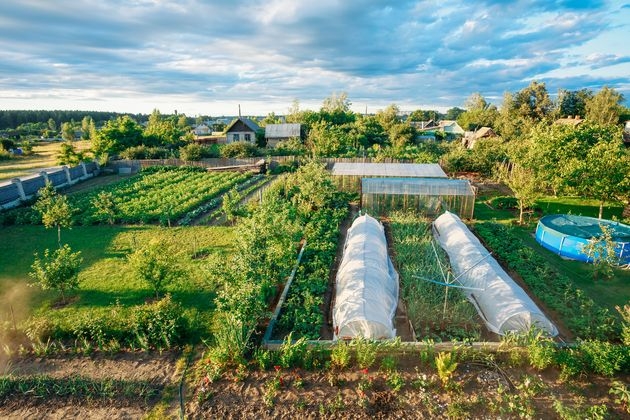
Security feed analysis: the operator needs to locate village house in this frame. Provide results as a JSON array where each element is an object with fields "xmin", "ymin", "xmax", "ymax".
[
  {"xmin": 224, "ymin": 117, "xmax": 260, "ymax": 144},
  {"xmin": 264, "ymin": 123, "xmax": 302, "ymax": 148},
  {"xmin": 462, "ymin": 126, "xmax": 497, "ymax": 149}
]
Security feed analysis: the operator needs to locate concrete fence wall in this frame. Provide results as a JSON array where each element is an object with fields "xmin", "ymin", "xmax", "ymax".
[
  {"xmin": 107, "ymin": 156, "xmax": 420, "ymax": 173},
  {"xmin": 0, "ymin": 161, "xmax": 100, "ymax": 210}
]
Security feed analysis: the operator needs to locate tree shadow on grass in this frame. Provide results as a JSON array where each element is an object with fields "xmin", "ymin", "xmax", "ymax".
[{"xmin": 72, "ymin": 289, "xmax": 217, "ymax": 312}]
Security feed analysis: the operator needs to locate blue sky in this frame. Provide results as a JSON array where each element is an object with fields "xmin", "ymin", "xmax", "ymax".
[{"xmin": 0, "ymin": 0, "xmax": 628, "ymax": 116}]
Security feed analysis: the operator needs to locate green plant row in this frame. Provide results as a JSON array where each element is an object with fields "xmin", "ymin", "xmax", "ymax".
[
  {"xmin": 474, "ymin": 222, "xmax": 619, "ymax": 341},
  {"xmin": 276, "ymin": 204, "xmax": 348, "ymax": 339},
  {"xmin": 177, "ymin": 173, "xmax": 266, "ymax": 226},
  {"xmin": 389, "ymin": 211, "xmax": 481, "ymax": 341},
  {"xmin": 1, "ymin": 166, "xmax": 253, "ymax": 225},
  {"xmin": 0, "ymin": 374, "xmax": 161, "ymax": 404}
]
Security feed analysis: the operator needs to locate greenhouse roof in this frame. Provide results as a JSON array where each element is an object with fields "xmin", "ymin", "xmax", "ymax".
[
  {"xmin": 362, "ymin": 178, "xmax": 475, "ymax": 196},
  {"xmin": 331, "ymin": 162, "xmax": 447, "ymax": 178}
]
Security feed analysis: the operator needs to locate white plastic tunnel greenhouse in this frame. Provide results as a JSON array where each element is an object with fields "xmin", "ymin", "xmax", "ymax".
[
  {"xmin": 333, "ymin": 214, "xmax": 399, "ymax": 340},
  {"xmin": 433, "ymin": 212, "xmax": 558, "ymax": 336}
]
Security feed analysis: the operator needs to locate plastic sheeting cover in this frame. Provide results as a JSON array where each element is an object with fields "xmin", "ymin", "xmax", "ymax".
[
  {"xmin": 433, "ymin": 212, "xmax": 558, "ymax": 336},
  {"xmin": 333, "ymin": 214, "xmax": 399, "ymax": 340}
]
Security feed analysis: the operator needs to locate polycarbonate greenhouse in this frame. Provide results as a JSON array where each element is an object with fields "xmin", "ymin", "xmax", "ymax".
[
  {"xmin": 331, "ymin": 162, "xmax": 447, "ymax": 191},
  {"xmin": 362, "ymin": 178, "xmax": 476, "ymax": 218},
  {"xmin": 433, "ymin": 212, "xmax": 558, "ymax": 336},
  {"xmin": 333, "ymin": 214, "xmax": 399, "ymax": 340}
]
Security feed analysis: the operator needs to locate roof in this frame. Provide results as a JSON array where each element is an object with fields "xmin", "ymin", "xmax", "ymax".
[
  {"xmin": 265, "ymin": 123, "xmax": 301, "ymax": 138},
  {"xmin": 362, "ymin": 178, "xmax": 475, "ymax": 196},
  {"xmin": 332, "ymin": 162, "xmax": 447, "ymax": 178},
  {"xmin": 438, "ymin": 120, "xmax": 457, "ymax": 128},
  {"xmin": 474, "ymin": 127, "xmax": 497, "ymax": 139},
  {"xmin": 225, "ymin": 117, "xmax": 260, "ymax": 133},
  {"xmin": 555, "ymin": 116, "xmax": 583, "ymax": 126}
]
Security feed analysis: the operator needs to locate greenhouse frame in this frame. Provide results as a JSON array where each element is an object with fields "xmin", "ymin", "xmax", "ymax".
[
  {"xmin": 361, "ymin": 178, "xmax": 476, "ymax": 218},
  {"xmin": 331, "ymin": 162, "xmax": 447, "ymax": 191},
  {"xmin": 333, "ymin": 214, "xmax": 399, "ymax": 340},
  {"xmin": 433, "ymin": 212, "xmax": 558, "ymax": 336}
]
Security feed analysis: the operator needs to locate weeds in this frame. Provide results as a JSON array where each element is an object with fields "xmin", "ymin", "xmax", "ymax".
[
  {"xmin": 353, "ymin": 338, "xmax": 378, "ymax": 369},
  {"xmin": 0, "ymin": 374, "xmax": 161, "ymax": 404},
  {"xmin": 330, "ymin": 341, "xmax": 351, "ymax": 370},
  {"xmin": 435, "ymin": 352, "xmax": 458, "ymax": 386}
]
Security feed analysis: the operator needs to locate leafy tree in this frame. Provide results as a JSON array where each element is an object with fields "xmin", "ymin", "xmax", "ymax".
[
  {"xmin": 29, "ymin": 244, "xmax": 83, "ymax": 304},
  {"xmin": 445, "ymin": 107, "xmax": 465, "ymax": 121},
  {"xmin": 580, "ymin": 224, "xmax": 619, "ymax": 280},
  {"xmin": 457, "ymin": 93, "xmax": 498, "ymax": 130},
  {"xmin": 91, "ymin": 191, "xmax": 118, "ymax": 225},
  {"xmin": 57, "ymin": 141, "xmax": 83, "ymax": 165},
  {"xmin": 81, "ymin": 116, "xmax": 95, "ymax": 140},
  {"xmin": 177, "ymin": 114, "xmax": 188, "ymax": 130},
  {"xmin": 496, "ymin": 161, "xmax": 541, "ymax": 224},
  {"xmin": 570, "ymin": 130, "xmax": 629, "ymax": 219},
  {"xmin": 287, "ymin": 159, "xmax": 336, "ymax": 215},
  {"xmin": 494, "ymin": 92, "xmax": 534, "ymax": 141},
  {"xmin": 557, "ymin": 88, "xmax": 592, "ymax": 118},
  {"xmin": 47, "ymin": 118, "xmax": 57, "ymax": 132},
  {"xmin": 144, "ymin": 109, "xmax": 184, "ymax": 148},
  {"xmin": 512, "ymin": 80, "xmax": 554, "ymax": 121},
  {"xmin": 128, "ymin": 240, "xmax": 180, "ymax": 298},
  {"xmin": 585, "ymin": 86, "xmax": 624, "ymax": 126},
  {"xmin": 306, "ymin": 121, "xmax": 351, "ymax": 156},
  {"xmin": 92, "ymin": 115, "xmax": 144, "ymax": 156},
  {"xmin": 33, "ymin": 182, "xmax": 73, "ymax": 248},
  {"xmin": 526, "ymin": 121, "xmax": 627, "ymax": 216},
  {"xmin": 222, "ymin": 187, "xmax": 242, "ymax": 224},
  {"xmin": 388, "ymin": 122, "xmax": 416, "ymax": 150},
  {"xmin": 61, "ymin": 122, "xmax": 75, "ymax": 142},
  {"xmin": 285, "ymin": 99, "xmax": 302, "ymax": 124},
  {"xmin": 375, "ymin": 104, "xmax": 401, "ymax": 132},
  {"xmin": 408, "ymin": 109, "xmax": 442, "ymax": 121},
  {"xmin": 350, "ymin": 115, "xmax": 386, "ymax": 149},
  {"xmin": 260, "ymin": 112, "xmax": 282, "ymax": 127},
  {"xmin": 320, "ymin": 92, "xmax": 355, "ymax": 125}
]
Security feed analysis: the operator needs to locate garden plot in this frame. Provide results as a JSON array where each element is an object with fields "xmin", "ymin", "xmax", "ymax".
[{"xmin": 268, "ymin": 209, "xmax": 485, "ymax": 344}]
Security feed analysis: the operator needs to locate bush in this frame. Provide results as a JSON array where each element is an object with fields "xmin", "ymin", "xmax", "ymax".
[
  {"xmin": 1, "ymin": 139, "xmax": 16, "ymax": 151},
  {"xmin": 0, "ymin": 149, "xmax": 12, "ymax": 160},
  {"xmin": 220, "ymin": 141, "xmax": 261, "ymax": 158},
  {"xmin": 179, "ymin": 143, "xmax": 219, "ymax": 161},
  {"xmin": 119, "ymin": 145, "xmax": 170, "ymax": 159}
]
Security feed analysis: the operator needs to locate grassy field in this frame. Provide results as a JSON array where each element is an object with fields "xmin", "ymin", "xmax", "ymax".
[
  {"xmin": 0, "ymin": 140, "xmax": 91, "ymax": 181},
  {"xmin": 0, "ymin": 224, "xmax": 234, "ymax": 329},
  {"xmin": 473, "ymin": 194, "xmax": 629, "ymax": 315}
]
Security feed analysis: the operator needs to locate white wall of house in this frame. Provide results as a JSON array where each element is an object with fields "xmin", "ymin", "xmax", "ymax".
[{"xmin": 227, "ymin": 131, "xmax": 255, "ymax": 143}]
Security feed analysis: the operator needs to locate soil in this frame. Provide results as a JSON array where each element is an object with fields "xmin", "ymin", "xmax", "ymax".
[
  {"xmin": 0, "ymin": 351, "xmax": 181, "ymax": 419},
  {"xmin": 187, "ymin": 353, "xmax": 629, "ymax": 419}
]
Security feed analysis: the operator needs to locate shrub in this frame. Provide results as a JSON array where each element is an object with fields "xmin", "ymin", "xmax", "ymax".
[
  {"xmin": 178, "ymin": 143, "xmax": 219, "ymax": 161},
  {"xmin": 527, "ymin": 334, "xmax": 556, "ymax": 370},
  {"xmin": 220, "ymin": 141, "xmax": 260, "ymax": 158},
  {"xmin": 330, "ymin": 341, "xmax": 351, "ymax": 369},
  {"xmin": 435, "ymin": 352, "xmax": 458, "ymax": 385},
  {"xmin": 119, "ymin": 145, "xmax": 170, "ymax": 159}
]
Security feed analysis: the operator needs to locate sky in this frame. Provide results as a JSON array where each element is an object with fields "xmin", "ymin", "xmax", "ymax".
[{"xmin": 0, "ymin": 0, "xmax": 629, "ymax": 117}]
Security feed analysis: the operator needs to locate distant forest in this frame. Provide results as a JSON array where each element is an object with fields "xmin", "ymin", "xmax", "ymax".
[{"xmin": 0, "ymin": 110, "xmax": 148, "ymax": 130}]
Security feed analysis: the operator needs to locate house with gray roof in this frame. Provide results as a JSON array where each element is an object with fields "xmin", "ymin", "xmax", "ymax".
[
  {"xmin": 224, "ymin": 117, "xmax": 260, "ymax": 144},
  {"xmin": 264, "ymin": 123, "xmax": 302, "ymax": 148}
]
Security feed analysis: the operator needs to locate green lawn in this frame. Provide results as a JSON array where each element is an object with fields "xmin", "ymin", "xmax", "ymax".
[
  {"xmin": 0, "ymin": 224, "xmax": 234, "ymax": 328},
  {"xmin": 473, "ymin": 195, "xmax": 630, "ymax": 314}
]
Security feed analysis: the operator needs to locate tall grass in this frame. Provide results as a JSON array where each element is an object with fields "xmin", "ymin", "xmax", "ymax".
[{"xmin": 389, "ymin": 210, "xmax": 481, "ymax": 341}]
